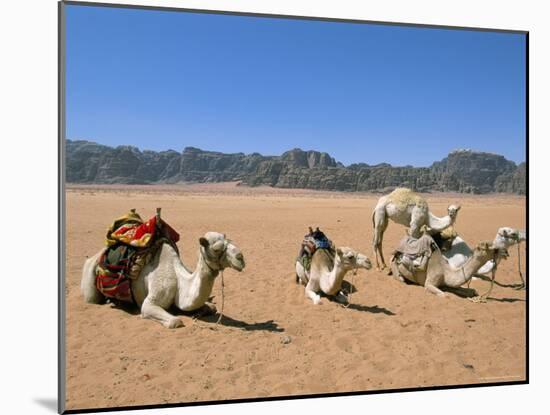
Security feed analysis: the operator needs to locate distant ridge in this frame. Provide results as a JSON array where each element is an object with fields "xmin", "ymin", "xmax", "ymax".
[{"xmin": 66, "ymin": 140, "xmax": 526, "ymax": 194}]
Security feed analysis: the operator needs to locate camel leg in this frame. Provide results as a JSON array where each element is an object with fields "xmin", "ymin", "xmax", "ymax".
[
  {"xmin": 409, "ymin": 206, "xmax": 424, "ymax": 238},
  {"xmin": 295, "ymin": 261, "xmax": 308, "ymax": 285},
  {"xmin": 305, "ymin": 281, "xmax": 322, "ymax": 305},
  {"xmin": 391, "ymin": 262, "xmax": 407, "ymax": 283},
  {"xmin": 141, "ymin": 298, "xmax": 184, "ymax": 329},
  {"xmin": 425, "ymin": 283, "xmax": 448, "ymax": 298},
  {"xmin": 81, "ymin": 253, "xmax": 105, "ymax": 304},
  {"xmin": 372, "ymin": 208, "xmax": 389, "ymax": 270}
]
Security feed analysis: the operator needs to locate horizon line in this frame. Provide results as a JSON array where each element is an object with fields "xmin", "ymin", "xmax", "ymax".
[{"xmin": 66, "ymin": 138, "xmax": 525, "ymax": 168}]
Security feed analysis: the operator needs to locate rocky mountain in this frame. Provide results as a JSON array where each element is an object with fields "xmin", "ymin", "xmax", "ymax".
[{"xmin": 66, "ymin": 140, "xmax": 526, "ymax": 194}]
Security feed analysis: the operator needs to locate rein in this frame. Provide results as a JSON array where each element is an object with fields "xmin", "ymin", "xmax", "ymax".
[
  {"xmin": 470, "ymin": 249, "xmax": 498, "ymax": 303},
  {"xmin": 200, "ymin": 243, "xmax": 228, "ymax": 327},
  {"xmin": 344, "ymin": 265, "xmax": 358, "ymax": 308},
  {"xmin": 516, "ymin": 242, "xmax": 525, "ymax": 289}
]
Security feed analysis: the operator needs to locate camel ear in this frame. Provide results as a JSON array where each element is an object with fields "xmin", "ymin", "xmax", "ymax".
[
  {"xmin": 456, "ymin": 205, "xmax": 461, "ymax": 211},
  {"xmin": 199, "ymin": 237, "xmax": 209, "ymax": 249},
  {"xmin": 336, "ymin": 248, "xmax": 343, "ymax": 257}
]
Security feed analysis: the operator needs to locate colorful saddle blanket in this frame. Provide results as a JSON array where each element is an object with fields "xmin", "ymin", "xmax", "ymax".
[
  {"xmin": 297, "ymin": 227, "xmax": 334, "ymax": 271},
  {"xmin": 95, "ymin": 210, "xmax": 180, "ymax": 303}
]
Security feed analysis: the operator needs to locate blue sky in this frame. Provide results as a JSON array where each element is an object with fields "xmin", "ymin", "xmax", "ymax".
[{"xmin": 65, "ymin": 5, "xmax": 526, "ymax": 167}]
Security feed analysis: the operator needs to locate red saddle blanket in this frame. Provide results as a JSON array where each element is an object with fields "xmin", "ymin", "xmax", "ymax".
[{"xmin": 95, "ymin": 211, "xmax": 179, "ymax": 303}]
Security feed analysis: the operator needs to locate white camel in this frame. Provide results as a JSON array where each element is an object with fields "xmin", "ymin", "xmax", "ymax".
[
  {"xmin": 81, "ymin": 231, "xmax": 245, "ymax": 328},
  {"xmin": 439, "ymin": 227, "xmax": 526, "ymax": 286},
  {"xmin": 390, "ymin": 238, "xmax": 499, "ymax": 299},
  {"xmin": 296, "ymin": 247, "xmax": 372, "ymax": 304},
  {"xmin": 372, "ymin": 188, "xmax": 460, "ymax": 270}
]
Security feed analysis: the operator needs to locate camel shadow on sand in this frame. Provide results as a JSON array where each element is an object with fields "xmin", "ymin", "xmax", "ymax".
[
  {"xmin": 104, "ymin": 300, "xmax": 285, "ymax": 332},
  {"xmin": 472, "ymin": 274, "xmax": 526, "ymax": 290},
  {"xmin": 435, "ymin": 286, "xmax": 525, "ymax": 303},
  {"xmin": 323, "ymin": 282, "xmax": 396, "ymax": 315},
  {"xmin": 441, "ymin": 286, "xmax": 480, "ymax": 299},
  {"xmin": 193, "ymin": 314, "xmax": 285, "ymax": 332},
  {"xmin": 485, "ymin": 297, "xmax": 525, "ymax": 303},
  {"xmin": 107, "ymin": 300, "xmax": 141, "ymax": 315},
  {"xmin": 340, "ymin": 280, "xmax": 358, "ymax": 294},
  {"xmin": 343, "ymin": 303, "xmax": 396, "ymax": 315}
]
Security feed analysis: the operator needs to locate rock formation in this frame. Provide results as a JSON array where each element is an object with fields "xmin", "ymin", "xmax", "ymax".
[{"xmin": 66, "ymin": 140, "xmax": 526, "ymax": 194}]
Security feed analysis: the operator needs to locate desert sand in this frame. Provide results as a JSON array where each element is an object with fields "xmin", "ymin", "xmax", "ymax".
[{"xmin": 64, "ymin": 183, "xmax": 527, "ymax": 410}]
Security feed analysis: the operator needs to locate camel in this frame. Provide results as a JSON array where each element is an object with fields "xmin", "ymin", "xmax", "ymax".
[
  {"xmin": 81, "ymin": 231, "xmax": 245, "ymax": 328},
  {"xmin": 296, "ymin": 247, "xmax": 372, "ymax": 304},
  {"xmin": 390, "ymin": 236, "xmax": 500, "ymax": 299},
  {"xmin": 439, "ymin": 227, "xmax": 526, "ymax": 287},
  {"xmin": 372, "ymin": 188, "xmax": 460, "ymax": 270}
]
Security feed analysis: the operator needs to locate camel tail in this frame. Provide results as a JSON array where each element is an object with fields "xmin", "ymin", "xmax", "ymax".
[{"xmin": 81, "ymin": 250, "xmax": 105, "ymax": 304}]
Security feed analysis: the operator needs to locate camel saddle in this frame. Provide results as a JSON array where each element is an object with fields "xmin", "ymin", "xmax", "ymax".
[
  {"xmin": 297, "ymin": 227, "xmax": 335, "ymax": 271},
  {"xmin": 95, "ymin": 210, "xmax": 180, "ymax": 303},
  {"xmin": 392, "ymin": 234, "xmax": 438, "ymax": 272}
]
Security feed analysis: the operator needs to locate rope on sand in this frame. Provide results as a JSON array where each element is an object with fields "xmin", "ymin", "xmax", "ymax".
[
  {"xmin": 343, "ymin": 267, "xmax": 358, "ymax": 308},
  {"xmin": 516, "ymin": 242, "xmax": 525, "ymax": 290}
]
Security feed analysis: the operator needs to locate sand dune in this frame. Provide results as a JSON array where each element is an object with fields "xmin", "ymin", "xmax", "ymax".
[{"xmin": 64, "ymin": 184, "xmax": 526, "ymax": 410}]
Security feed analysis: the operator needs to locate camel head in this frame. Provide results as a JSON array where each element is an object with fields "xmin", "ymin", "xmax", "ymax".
[
  {"xmin": 495, "ymin": 227, "xmax": 526, "ymax": 249},
  {"xmin": 335, "ymin": 247, "xmax": 372, "ymax": 271},
  {"xmin": 199, "ymin": 232, "xmax": 245, "ymax": 272},
  {"xmin": 447, "ymin": 204, "xmax": 461, "ymax": 221},
  {"xmin": 356, "ymin": 252, "xmax": 373, "ymax": 271},
  {"xmin": 473, "ymin": 241, "xmax": 499, "ymax": 262}
]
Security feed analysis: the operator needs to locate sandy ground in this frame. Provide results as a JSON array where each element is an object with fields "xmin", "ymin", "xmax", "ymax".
[{"xmin": 64, "ymin": 183, "xmax": 527, "ymax": 410}]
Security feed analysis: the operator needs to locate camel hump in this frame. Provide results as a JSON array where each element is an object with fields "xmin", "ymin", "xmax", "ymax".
[
  {"xmin": 387, "ymin": 188, "xmax": 428, "ymax": 209},
  {"xmin": 311, "ymin": 247, "xmax": 335, "ymax": 269}
]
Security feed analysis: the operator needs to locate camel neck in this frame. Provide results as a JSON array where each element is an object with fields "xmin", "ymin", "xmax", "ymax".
[
  {"xmin": 427, "ymin": 212, "xmax": 452, "ymax": 231},
  {"xmin": 195, "ymin": 252, "xmax": 220, "ymax": 280},
  {"xmin": 321, "ymin": 259, "xmax": 348, "ymax": 296},
  {"xmin": 173, "ymin": 248, "xmax": 218, "ymax": 311},
  {"xmin": 445, "ymin": 252, "xmax": 491, "ymax": 287}
]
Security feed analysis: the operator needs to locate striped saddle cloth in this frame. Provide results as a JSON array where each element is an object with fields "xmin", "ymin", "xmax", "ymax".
[{"xmin": 95, "ymin": 210, "xmax": 179, "ymax": 303}]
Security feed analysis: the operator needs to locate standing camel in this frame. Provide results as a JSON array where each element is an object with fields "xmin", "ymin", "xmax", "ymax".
[{"xmin": 372, "ymin": 188, "xmax": 460, "ymax": 270}]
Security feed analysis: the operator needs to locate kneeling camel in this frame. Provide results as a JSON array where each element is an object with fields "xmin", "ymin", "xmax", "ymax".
[
  {"xmin": 81, "ymin": 231, "xmax": 245, "ymax": 328},
  {"xmin": 296, "ymin": 247, "xmax": 372, "ymax": 304}
]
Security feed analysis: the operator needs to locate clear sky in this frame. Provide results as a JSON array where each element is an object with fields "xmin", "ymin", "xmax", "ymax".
[{"xmin": 65, "ymin": 4, "xmax": 526, "ymax": 167}]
